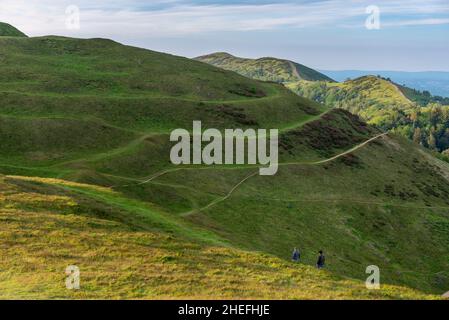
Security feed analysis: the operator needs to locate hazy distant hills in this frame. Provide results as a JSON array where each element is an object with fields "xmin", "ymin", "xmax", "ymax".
[
  {"xmin": 321, "ymin": 70, "xmax": 449, "ymax": 98},
  {"xmin": 195, "ymin": 52, "xmax": 335, "ymax": 83}
]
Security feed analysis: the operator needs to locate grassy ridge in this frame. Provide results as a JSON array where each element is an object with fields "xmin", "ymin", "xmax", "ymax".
[
  {"xmin": 287, "ymin": 76, "xmax": 414, "ymax": 125},
  {"xmin": 287, "ymin": 77, "xmax": 449, "ymax": 154},
  {"xmin": 0, "ymin": 35, "xmax": 322, "ymax": 172},
  {"xmin": 195, "ymin": 52, "xmax": 334, "ymax": 82}
]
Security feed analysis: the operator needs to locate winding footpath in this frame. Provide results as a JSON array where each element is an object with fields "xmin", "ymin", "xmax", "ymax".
[
  {"xmin": 106, "ymin": 106, "xmax": 388, "ymax": 213},
  {"xmin": 180, "ymin": 132, "xmax": 387, "ymax": 215}
]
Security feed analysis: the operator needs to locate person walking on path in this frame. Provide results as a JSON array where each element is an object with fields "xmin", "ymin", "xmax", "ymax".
[
  {"xmin": 316, "ymin": 250, "xmax": 325, "ymax": 269},
  {"xmin": 292, "ymin": 248, "xmax": 300, "ymax": 262}
]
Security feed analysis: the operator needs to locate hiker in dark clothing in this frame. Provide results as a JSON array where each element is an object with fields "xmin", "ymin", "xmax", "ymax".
[
  {"xmin": 292, "ymin": 247, "xmax": 300, "ymax": 262},
  {"xmin": 316, "ymin": 250, "xmax": 325, "ymax": 269}
]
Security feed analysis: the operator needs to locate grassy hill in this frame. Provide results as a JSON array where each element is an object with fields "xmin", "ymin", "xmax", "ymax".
[
  {"xmin": 196, "ymin": 53, "xmax": 449, "ymax": 156},
  {"xmin": 287, "ymin": 76, "xmax": 449, "ymax": 154},
  {"xmin": 0, "ymin": 175, "xmax": 436, "ymax": 299},
  {"xmin": 0, "ymin": 25, "xmax": 448, "ymax": 299},
  {"xmin": 287, "ymin": 76, "xmax": 414, "ymax": 125},
  {"xmin": 0, "ymin": 22, "xmax": 27, "ymax": 37},
  {"xmin": 195, "ymin": 52, "xmax": 334, "ymax": 83}
]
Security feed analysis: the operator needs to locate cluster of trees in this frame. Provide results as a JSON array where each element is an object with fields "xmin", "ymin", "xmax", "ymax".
[{"xmin": 394, "ymin": 104, "xmax": 449, "ymax": 153}]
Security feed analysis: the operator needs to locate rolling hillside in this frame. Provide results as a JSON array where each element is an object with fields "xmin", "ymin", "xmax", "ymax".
[
  {"xmin": 196, "ymin": 52, "xmax": 449, "ymax": 156},
  {"xmin": 0, "ymin": 25, "xmax": 448, "ymax": 299},
  {"xmin": 0, "ymin": 175, "xmax": 435, "ymax": 299},
  {"xmin": 287, "ymin": 77, "xmax": 449, "ymax": 154},
  {"xmin": 195, "ymin": 52, "xmax": 334, "ymax": 83},
  {"xmin": 287, "ymin": 76, "xmax": 414, "ymax": 125},
  {"xmin": 321, "ymin": 70, "xmax": 449, "ymax": 98}
]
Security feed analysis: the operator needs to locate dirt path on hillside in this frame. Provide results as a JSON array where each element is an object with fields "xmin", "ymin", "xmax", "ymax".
[
  {"xmin": 288, "ymin": 61, "xmax": 301, "ymax": 80},
  {"xmin": 133, "ymin": 109, "xmax": 334, "ymax": 186},
  {"xmin": 392, "ymin": 82, "xmax": 413, "ymax": 103},
  {"xmin": 105, "ymin": 104, "xmax": 387, "ymax": 214},
  {"xmin": 180, "ymin": 132, "xmax": 387, "ymax": 215},
  {"xmin": 280, "ymin": 133, "xmax": 387, "ymax": 167}
]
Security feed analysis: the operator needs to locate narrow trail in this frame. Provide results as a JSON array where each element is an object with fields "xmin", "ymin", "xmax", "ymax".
[
  {"xmin": 137, "ymin": 132, "xmax": 387, "ymax": 186},
  {"xmin": 280, "ymin": 133, "xmax": 387, "ymax": 166},
  {"xmin": 133, "ymin": 108, "xmax": 336, "ymax": 186},
  {"xmin": 278, "ymin": 108, "xmax": 331, "ymax": 133},
  {"xmin": 0, "ymin": 88, "xmax": 283, "ymax": 105},
  {"xmin": 288, "ymin": 61, "xmax": 301, "ymax": 80},
  {"xmin": 181, "ymin": 170, "xmax": 259, "ymax": 216},
  {"xmin": 391, "ymin": 82, "xmax": 413, "ymax": 104},
  {"xmin": 179, "ymin": 133, "xmax": 387, "ymax": 215},
  {"xmin": 102, "ymin": 124, "xmax": 387, "ymax": 218},
  {"xmin": 97, "ymin": 105, "xmax": 387, "ymax": 214}
]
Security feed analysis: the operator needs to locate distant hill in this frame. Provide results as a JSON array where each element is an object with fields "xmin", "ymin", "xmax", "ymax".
[
  {"xmin": 198, "ymin": 52, "xmax": 449, "ymax": 155},
  {"xmin": 0, "ymin": 26, "xmax": 448, "ymax": 298},
  {"xmin": 287, "ymin": 76, "xmax": 414, "ymax": 124},
  {"xmin": 321, "ymin": 70, "xmax": 449, "ymax": 98},
  {"xmin": 195, "ymin": 52, "xmax": 335, "ymax": 83},
  {"xmin": 287, "ymin": 76, "xmax": 449, "ymax": 154},
  {"xmin": 0, "ymin": 22, "xmax": 27, "ymax": 37}
]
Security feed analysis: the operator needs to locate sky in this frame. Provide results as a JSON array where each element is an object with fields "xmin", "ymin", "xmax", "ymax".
[{"xmin": 0, "ymin": 0, "xmax": 448, "ymax": 71}]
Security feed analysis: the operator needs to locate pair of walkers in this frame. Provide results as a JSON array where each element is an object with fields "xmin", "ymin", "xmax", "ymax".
[{"xmin": 292, "ymin": 248, "xmax": 325, "ymax": 269}]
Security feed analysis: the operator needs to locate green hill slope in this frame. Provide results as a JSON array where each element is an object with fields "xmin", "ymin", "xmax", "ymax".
[
  {"xmin": 0, "ymin": 175, "xmax": 436, "ymax": 299},
  {"xmin": 0, "ymin": 27, "xmax": 448, "ymax": 298},
  {"xmin": 0, "ymin": 35, "xmax": 323, "ymax": 168},
  {"xmin": 287, "ymin": 76, "xmax": 449, "ymax": 154},
  {"xmin": 196, "ymin": 53, "xmax": 449, "ymax": 156},
  {"xmin": 0, "ymin": 22, "xmax": 27, "ymax": 37},
  {"xmin": 287, "ymin": 76, "xmax": 414, "ymax": 125},
  {"xmin": 195, "ymin": 52, "xmax": 335, "ymax": 83}
]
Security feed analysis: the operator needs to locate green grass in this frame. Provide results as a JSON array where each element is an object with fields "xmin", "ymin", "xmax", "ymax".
[
  {"xmin": 195, "ymin": 52, "xmax": 335, "ymax": 83},
  {"xmin": 196, "ymin": 54, "xmax": 449, "ymax": 154},
  {"xmin": 0, "ymin": 22, "xmax": 27, "ymax": 37},
  {"xmin": 287, "ymin": 77, "xmax": 449, "ymax": 153},
  {"xmin": 143, "ymin": 114, "xmax": 449, "ymax": 294},
  {"xmin": 0, "ymin": 27, "xmax": 448, "ymax": 299},
  {"xmin": 0, "ymin": 175, "xmax": 439, "ymax": 299}
]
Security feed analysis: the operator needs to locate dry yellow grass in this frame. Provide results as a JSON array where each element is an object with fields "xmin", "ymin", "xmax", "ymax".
[{"xmin": 0, "ymin": 175, "xmax": 439, "ymax": 299}]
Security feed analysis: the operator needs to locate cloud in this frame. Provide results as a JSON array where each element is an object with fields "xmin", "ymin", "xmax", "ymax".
[
  {"xmin": 382, "ymin": 18, "xmax": 449, "ymax": 27},
  {"xmin": 0, "ymin": 0, "xmax": 448, "ymax": 38}
]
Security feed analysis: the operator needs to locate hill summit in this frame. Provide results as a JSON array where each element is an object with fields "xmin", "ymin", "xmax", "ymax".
[
  {"xmin": 0, "ymin": 22, "xmax": 27, "ymax": 37},
  {"xmin": 195, "ymin": 52, "xmax": 334, "ymax": 83}
]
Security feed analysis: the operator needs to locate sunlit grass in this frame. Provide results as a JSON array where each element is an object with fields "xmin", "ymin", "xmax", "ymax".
[{"xmin": 0, "ymin": 175, "xmax": 438, "ymax": 299}]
